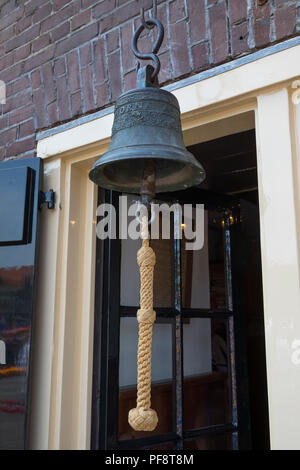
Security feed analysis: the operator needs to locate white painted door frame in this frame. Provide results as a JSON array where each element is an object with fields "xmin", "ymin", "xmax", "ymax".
[{"xmin": 30, "ymin": 43, "xmax": 300, "ymax": 450}]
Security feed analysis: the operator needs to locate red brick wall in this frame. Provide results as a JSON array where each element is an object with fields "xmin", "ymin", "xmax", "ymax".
[{"xmin": 0, "ymin": 0, "xmax": 298, "ymax": 160}]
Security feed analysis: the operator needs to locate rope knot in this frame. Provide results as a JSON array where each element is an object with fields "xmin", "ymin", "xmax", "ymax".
[
  {"xmin": 137, "ymin": 308, "xmax": 156, "ymax": 324},
  {"xmin": 137, "ymin": 245, "xmax": 156, "ymax": 267},
  {"xmin": 128, "ymin": 408, "xmax": 158, "ymax": 432}
]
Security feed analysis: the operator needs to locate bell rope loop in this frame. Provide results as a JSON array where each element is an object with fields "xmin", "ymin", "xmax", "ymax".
[{"xmin": 128, "ymin": 215, "xmax": 158, "ymax": 432}]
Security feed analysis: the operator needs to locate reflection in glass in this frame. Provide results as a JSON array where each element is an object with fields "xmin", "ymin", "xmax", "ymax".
[
  {"xmin": 120, "ymin": 237, "xmax": 173, "ymax": 308},
  {"xmin": 181, "ymin": 211, "xmax": 211, "ymax": 309},
  {"xmin": 208, "ymin": 210, "xmax": 226, "ymax": 310},
  {"xmin": 184, "ymin": 433, "xmax": 233, "ymax": 450},
  {"xmin": 181, "ymin": 209, "xmax": 229, "ymax": 310},
  {"xmin": 151, "ymin": 237, "xmax": 172, "ymax": 308},
  {"xmin": 119, "ymin": 318, "xmax": 173, "ymax": 440},
  {"xmin": 0, "ymin": 266, "xmax": 33, "ymax": 449},
  {"xmin": 120, "ymin": 209, "xmax": 173, "ymax": 308},
  {"xmin": 120, "ymin": 237, "xmax": 140, "ymax": 307},
  {"xmin": 183, "ymin": 318, "xmax": 230, "ymax": 430}
]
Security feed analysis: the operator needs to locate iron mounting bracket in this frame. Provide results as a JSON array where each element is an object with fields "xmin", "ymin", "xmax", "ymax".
[{"xmin": 39, "ymin": 189, "xmax": 55, "ymax": 210}]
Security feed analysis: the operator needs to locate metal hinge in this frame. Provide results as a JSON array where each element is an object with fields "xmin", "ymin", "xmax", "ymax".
[{"xmin": 39, "ymin": 189, "xmax": 55, "ymax": 210}]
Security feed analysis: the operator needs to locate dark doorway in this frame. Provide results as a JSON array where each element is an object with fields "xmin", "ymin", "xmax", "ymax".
[
  {"xmin": 91, "ymin": 129, "xmax": 270, "ymax": 450},
  {"xmin": 188, "ymin": 129, "xmax": 270, "ymax": 450}
]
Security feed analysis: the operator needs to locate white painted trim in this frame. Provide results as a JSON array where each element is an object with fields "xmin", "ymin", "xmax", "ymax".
[{"xmin": 255, "ymin": 89, "xmax": 300, "ymax": 449}]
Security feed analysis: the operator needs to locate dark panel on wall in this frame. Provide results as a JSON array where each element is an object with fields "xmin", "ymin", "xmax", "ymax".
[
  {"xmin": 0, "ymin": 158, "xmax": 42, "ymax": 450},
  {"xmin": 0, "ymin": 167, "xmax": 35, "ymax": 245}
]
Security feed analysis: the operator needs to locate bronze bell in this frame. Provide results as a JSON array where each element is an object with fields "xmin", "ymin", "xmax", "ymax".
[{"xmin": 89, "ymin": 17, "xmax": 205, "ymax": 195}]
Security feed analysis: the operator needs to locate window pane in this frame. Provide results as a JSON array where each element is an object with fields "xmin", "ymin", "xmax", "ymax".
[
  {"xmin": 181, "ymin": 210, "xmax": 227, "ymax": 310},
  {"xmin": 208, "ymin": 210, "xmax": 227, "ymax": 310},
  {"xmin": 183, "ymin": 318, "xmax": 231, "ymax": 429},
  {"xmin": 181, "ymin": 210, "xmax": 210, "ymax": 309},
  {"xmin": 120, "ymin": 237, "xmax": 140, "ymax": 307},
  {"xmin": 120, "ymin": 195, "xmax": 172, "ymax": 308},
  {"xmin": 151, "ymin": 238, "xmax": 173, "ymax": 308},
  {"xmin": 121, "ymin": 237, "xmax": 173, "ymax": 308},
  {"xmin": 184, "ymin": 433, "xmax": 233, "ymax": 450},
  {"xmin": 119, "ymin": 318, "xmax": 173, "ymax": 440}
]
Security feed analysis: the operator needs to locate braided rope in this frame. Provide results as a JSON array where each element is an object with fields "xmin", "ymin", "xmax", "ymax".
[{"xmin": 128, "ymin": 216, "xmax": 158, "ymax": 432}]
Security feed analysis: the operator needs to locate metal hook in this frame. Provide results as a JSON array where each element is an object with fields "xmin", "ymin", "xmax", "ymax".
[
  {"xmin": 140, "ymin": 0, "xmax": 157, "ymax": 30},
  {"xmin": 132, "ymin": 17, "xmax": 164, "ymax": 82}
]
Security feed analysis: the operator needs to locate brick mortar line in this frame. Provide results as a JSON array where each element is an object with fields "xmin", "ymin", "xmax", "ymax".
[
  {"xmin": 103, "ymin": 25, "xmax": 112, "ymax": 103},
  {"xmin": 90, "ymin": 35, "xmax": 99, "ymax": 111},
  {"xmin": 247, "ymin": 0, "xmax": 255, "ymax": 49},
  {"xmin": 184, "ymin": 0, "xmax": 194, "ymax": 70},
  {"xmin": 224, "ymin": 0, "xmax": 231, "ymax": 57},
  {"xmin": 165, "ymin": 1, "xmax": 174, "ymax": 80},
  {"xmin": 270, "ymin": 0, "xmax": 276, "ymax": 43},
  {"xmin": 297, "ymin": 0, "xmax": 300, "ymax": 31},
  {"xmin": 68, "ymin": 48, "xmax": 81, "ymax": 114},
  {"xmin": 204, "ymin": 0, "xmax": 213, "ymax": 64},
  {"xmin": 4, "ymin": 149, "xmax": 35, "ymax": 162},
  {"xmin": 184, "ymin": 16, "xmax": 193, "ymax": 73},
  {"xmin": 118, "ymin": 20, "xmax": 126, "ymax": 94}
]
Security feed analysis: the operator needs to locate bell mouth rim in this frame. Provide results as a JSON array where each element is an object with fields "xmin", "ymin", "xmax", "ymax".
[
  {"xmin": 90, "ymin": 144, "xmax": 205, "ymax": 173},
  {"xmin": 89, "ymin": 145, "xmax": 206, "ymax": 194}
]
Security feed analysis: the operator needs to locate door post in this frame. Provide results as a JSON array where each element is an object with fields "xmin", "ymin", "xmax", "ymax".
[{"xmin": 255, "ymin": 87, "xmax": 300, "ymax": 449}]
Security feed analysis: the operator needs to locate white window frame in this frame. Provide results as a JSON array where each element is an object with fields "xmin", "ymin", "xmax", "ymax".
[{"xmin": 30, "ymin": 41, "xmax": 300, "ymax": 450}]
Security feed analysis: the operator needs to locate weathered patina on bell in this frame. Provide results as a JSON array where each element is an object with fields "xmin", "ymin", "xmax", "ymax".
[
  {"xmin": 89, "ymin": 73, "xmax": 205, "ymax": 194},
  {"xmin": 89, "ymin": 14, "xmax": 205, "ymax": 195}
]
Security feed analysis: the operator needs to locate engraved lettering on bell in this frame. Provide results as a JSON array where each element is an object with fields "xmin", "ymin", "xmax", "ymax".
[{"xmin": 112, "ymin": 95, "xmax": 181, "ymax": 135}]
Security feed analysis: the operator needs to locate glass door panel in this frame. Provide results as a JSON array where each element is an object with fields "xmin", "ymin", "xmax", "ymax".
[
  {"xmin": 181, "ymin": 211, "xmax": 211, "ymax": 309},
  {"xmin": 184, "ymin": 433, "xmax": 233, "ymax": 450},
  {"xmin": 92, "ymin": 187, "xmax": 251, "ymax": 450},
  {"xmin": 183, "ymin": 318, "xmax": 231, "ymax": 430},
  {"xmin": 119, "ymin": 319, "xmax": 174, "ymax": 441}
]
